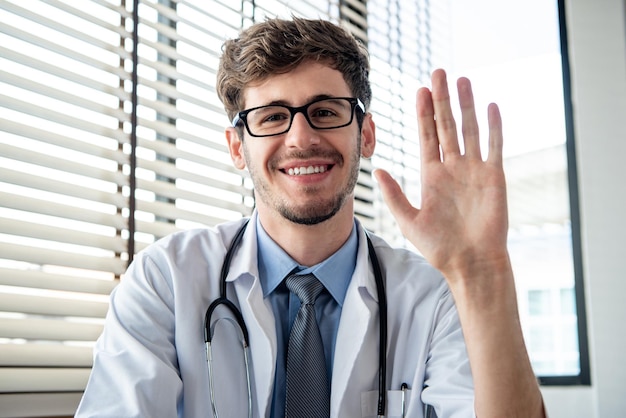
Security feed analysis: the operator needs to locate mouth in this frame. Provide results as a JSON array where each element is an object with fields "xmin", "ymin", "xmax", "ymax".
[{"xmin": 281, "ymin": 164, "xmax": 334, "ymax": 176}]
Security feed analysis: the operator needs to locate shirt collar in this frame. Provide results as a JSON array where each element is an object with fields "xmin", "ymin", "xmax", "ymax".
[{"xmin": 256, "ymin": 216, "xmax": 358, "ymax": 307}]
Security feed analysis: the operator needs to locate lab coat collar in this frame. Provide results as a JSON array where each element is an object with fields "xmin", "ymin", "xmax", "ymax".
[
  {"xmin": 223, "ymin": 213, "xmax": 260, "ymax": 285},
  {"xmin": 331, "ymin": 221, "xmax": 381, "ymax": 416}
]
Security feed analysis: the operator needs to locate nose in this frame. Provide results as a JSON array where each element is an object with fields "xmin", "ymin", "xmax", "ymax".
[{"xmin": 284, "ymin": 112, "xmax": 320, "ymax": 148}]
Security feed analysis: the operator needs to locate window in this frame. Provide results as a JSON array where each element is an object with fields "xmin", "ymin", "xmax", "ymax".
[{"xmin": 437, "ymin": 0, "xmax": 590, "ymax": 384}]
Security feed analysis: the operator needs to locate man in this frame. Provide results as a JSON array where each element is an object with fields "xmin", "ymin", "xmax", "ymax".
[{"xmin": 77, "ymin": 17, "xmax": 545, "ymax": 417}]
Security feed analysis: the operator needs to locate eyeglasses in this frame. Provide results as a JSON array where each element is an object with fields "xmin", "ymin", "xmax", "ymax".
[{"xmin": 232, "ymin": 97, "xmax": 365, "ymax": 138}]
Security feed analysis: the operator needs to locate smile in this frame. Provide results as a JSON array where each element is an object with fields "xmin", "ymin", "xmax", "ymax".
[{"xmin": 285, "ymin": 165, "xmax": 331, "ymax": 176}]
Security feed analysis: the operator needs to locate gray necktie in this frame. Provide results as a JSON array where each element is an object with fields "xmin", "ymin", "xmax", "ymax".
[{"xmin": 284, "ymin": 273, "xmax": 330, "ymax": 418}]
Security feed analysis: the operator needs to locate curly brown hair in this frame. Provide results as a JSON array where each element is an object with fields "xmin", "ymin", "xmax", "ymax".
[{"xmin": 216, "ymin": 17, "xmax": 371, "ymax": 124}]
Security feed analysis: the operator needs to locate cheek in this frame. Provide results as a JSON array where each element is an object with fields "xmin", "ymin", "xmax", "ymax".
[{"xmin": 242, "ymin": 142, "xmax": 270, "ymax": 175}]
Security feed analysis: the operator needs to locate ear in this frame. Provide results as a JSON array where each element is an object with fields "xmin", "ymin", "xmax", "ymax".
[
  {"xmin": 225, "ymin": 127, "xmax": 247, "ymax": 170},
  {"xmin": 360, "ymin": 112, "xmax": 376, "ymax": 159}
]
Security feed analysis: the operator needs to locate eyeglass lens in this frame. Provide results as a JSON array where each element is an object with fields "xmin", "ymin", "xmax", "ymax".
[{"xmin": 245, "ymin": 98, "xmax": 355, "ymax": 136}]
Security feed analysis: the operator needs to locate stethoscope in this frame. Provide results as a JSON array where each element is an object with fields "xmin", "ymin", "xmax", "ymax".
[{"xmin": 204, "ymin": 218, "xmax": 389, "ymax": 417}]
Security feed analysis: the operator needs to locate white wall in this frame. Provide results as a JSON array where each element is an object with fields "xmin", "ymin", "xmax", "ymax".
[{"xmin": 541, "ymin": 0, "xmax": 626, "ymax": 417}]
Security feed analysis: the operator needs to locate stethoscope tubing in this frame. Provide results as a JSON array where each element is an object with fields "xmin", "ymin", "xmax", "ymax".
[{"xmin": 366, "ymin": 231, "xmax": 388, "ymax": 416}]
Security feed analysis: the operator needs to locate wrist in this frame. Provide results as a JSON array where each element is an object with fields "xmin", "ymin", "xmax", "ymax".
[{"xmin": 443, "ymin": 249, "xmax": 512, "ymax": 291}]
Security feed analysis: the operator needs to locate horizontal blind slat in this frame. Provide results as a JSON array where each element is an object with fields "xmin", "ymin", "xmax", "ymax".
[
  {"xmin": 0, "ymin": 69, "xmax": 127, "ymax": 118},
  {"xmin": 1, "ymin": 143, "xmax": 126, "ymax": 189},
  {"xmin": 342, "ymin": 0, "xmax": 368, "ymax": 13},
  {"xmin": 0, "ymin": 20, "xmax": 130, "ymax": 77},
  {"xmin": 137, "ymin": 95, "xmax": 225, "ymax": 133},
  {"xmin": 0, "ymin": 293, "xmax": 109, "ymax": 319},
  {"xmin": 138, "ymin": 158, "xmax": 250, "ymax": 196},
  {"xmin": 0, "ymin": 317, "xmax": 103, "ymax": 341},
  {"xmin": 0, "ymin": 367, "xmax": 90, "ymax": 392},
  {"xmin": 340, "ymin": 20, "xmax": 368, "ymax": 42},
  {"xmin": 0, "ymin": 243, "xmax": 126, "ymax": 276},
  {"xmin": 0, "ymin": 392, "xmax": 82, "ymax": 418},
  {"xmin": 138, "ymin": 22, "xmax": 202, "ymax": 64},
  {"xmin": 0, "ymin": 191, "xmax": 127, "ymax": 231},
  {"xmin": 0, "ymin": 343, "xmax": 93, "ymax": 367},
  {"xmin": 354, "ymin": 198, "xmax": 375, "ymax": 218},
  {"xmin": 0, "ymin": 167, "xmax": 128, "ymax": 209},
  {"xmin": 1, "ymin": 0, "xmax": 130, "ymax": 57},
  {"xmin": 0, "ymin": 93, "xmax": 129, "ymax": 142},
  {"xmin": 176, "ymin": 0, "xmax": 241, "ymax": 19},
  {"xmin": 136, "ymin": 178, "xmax": 250, "ymax": 214},
  {"xmin": 0, "ymin": 118, "xmax": 128, "ymax": 164},
  {"xmin": 139, "ymin": 2, "xmax": 224, "ymax": 57},
  {"xmin": 0, "ymin": 45, "xmax": 129, "ymax": 100},
  {"xmin": 134, "ymin": 218, "xmax": 180, "ymax": 241},
  {"xmin": 341, "ymin": 6, "xmax": 368, "ymax": 27},
  {"xmin": 137, "ymin": 136, "xmax": 237, "ymax": 174},
  {"xmin": 135, "ymin": 199, "xmax": 229, "ymax": 228},
  {"xmin": 137, "ymin": 75, "xmax": 221, "ymax": 112},
  {"xmin": 0, "ymin": 268, "xmax": 117, "ymax": 295},
  {"xmin": 0, "ymin": 217, "xmax": 126, "ymax": 254},
  {"xmin": 39, "ymin": 0, "xmax": 129, "ymax": 38},
  {"xmin": 91, "ymin": 0, "xmax": 130, "ymax": 19},
  {"xmin": 135, "ymin": 112, "xmax": 226, "ymax": 147},
  {"xmin": 136, "ymin": 55, "xmax": 213, "ymax": 97}
]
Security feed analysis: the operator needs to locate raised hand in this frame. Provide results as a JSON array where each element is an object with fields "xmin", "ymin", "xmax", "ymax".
[
  {"xmin": 374, "ymin": 68, "xmax": 509, "ymax": 284},
  {"xmin": 375, "ymin": 69, "xmax": 545, "ymax": 417}
]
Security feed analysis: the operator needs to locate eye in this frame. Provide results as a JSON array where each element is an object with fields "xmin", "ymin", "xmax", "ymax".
[
  {"xmin": 263, "ymin": 112, "xmax": 289, "ymax": 123},
  {"xmin": 310, "ymin": 108, "xmax": 338, "ymax": 118},
  {"xmin": 249, "ymin": 106, "xmax": 290, "ymax": 126}
]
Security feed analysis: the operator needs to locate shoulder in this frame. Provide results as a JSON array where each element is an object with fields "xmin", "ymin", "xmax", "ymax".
[
  {"xmin": 140, "ymin": 217, "xmax": 249, "ymax": 261},
  {"xmin": 124, "ymin": 217, "xmax": 251, "ymax": 285}
]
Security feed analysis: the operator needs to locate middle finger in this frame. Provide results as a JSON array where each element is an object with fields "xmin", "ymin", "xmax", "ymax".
[{"xmin": 431, "ymin": 69, "xmax": 461, "ymax": 159}]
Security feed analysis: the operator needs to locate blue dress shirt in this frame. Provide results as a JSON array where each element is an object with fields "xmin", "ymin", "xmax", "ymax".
[{"xmin": 256, "ymin": 217, "xmax": 357, "ymax": 417}]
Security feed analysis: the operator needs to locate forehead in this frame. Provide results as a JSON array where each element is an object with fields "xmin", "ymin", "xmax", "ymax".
[{"xmin": 242, "ymin": 62, "xmax": 352, "ymax": 108}]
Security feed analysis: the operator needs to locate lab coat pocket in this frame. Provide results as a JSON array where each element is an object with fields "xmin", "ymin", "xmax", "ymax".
[{"xmin": 361, "ymin": 389, "xmax": 412, "ymax": 417}]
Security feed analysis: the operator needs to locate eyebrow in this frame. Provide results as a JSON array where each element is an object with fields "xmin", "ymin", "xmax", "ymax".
[{"xmin": 259, "ymin": 94, "xmax": 336, "ymax": 108}]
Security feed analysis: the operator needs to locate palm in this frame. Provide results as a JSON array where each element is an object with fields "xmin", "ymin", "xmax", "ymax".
[
  {"xmin": 413, "ymin": 155, "xmax": 508, "ymax": 274},
  {"xmin": 376, "ymin": 70, "xmax": 510, "ymax": 280}
]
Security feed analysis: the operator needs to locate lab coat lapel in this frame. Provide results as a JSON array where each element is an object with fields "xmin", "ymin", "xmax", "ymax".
[
  {"xmin": 227, "ymin": 217, "xmax": 277, "ymax": 418},
  {"xmin": 331, "ymin": 226, "xmax": 380, "ymax": 417}
]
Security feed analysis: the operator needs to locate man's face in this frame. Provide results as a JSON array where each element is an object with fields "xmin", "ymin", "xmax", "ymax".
[{"xmin": 226, "ymin": 62, "xmax": 375, "ymax": 226}]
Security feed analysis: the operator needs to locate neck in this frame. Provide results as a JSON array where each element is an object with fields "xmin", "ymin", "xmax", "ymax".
[{"xmin": 257, "ymin": 204, "xmax": 355, "ymax": 266}]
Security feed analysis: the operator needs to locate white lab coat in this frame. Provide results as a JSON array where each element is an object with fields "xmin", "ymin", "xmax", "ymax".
[{"xmin": 77, "ymin": 214, "xmax": 474, "ymax": 417}]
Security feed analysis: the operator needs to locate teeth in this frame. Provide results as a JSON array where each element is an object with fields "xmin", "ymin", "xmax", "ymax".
[{"xmin": 287, "ymin": 165, "xmax": 327, "ymax": 176}]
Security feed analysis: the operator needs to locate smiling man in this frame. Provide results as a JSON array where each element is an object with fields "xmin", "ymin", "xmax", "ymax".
[
  {"xmin": 225, "ymin": 62, "xmax": 374, "ymax": 266},
  {"xmin": 77, "ymin": 17, "xmax": 546, "ymax": 418}
]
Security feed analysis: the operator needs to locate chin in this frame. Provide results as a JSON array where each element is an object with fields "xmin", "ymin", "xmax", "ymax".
[{"xmin": 279, "ymin": 200, "xmax": 343, "ymax": 226}]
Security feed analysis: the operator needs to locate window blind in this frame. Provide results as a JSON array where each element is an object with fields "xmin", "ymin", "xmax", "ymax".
[
  {"xmin": 0, "ymin": 0, "xmax": 128, "ymax": 415},
  {"xmin": 367, "ymin": 0, "xmax": 432, "ymax": 247},
  {"xmin": 0, "ymin": 0, "xmax": 433, "ymax": 415}
]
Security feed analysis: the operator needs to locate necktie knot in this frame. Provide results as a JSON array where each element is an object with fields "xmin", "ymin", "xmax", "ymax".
[{"xmin": 286, "ymin": 273, "xmax": 323, "ymax": 305}]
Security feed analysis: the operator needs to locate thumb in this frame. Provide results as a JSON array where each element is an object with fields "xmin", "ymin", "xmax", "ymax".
[{"xmin": 373, "ymin": 169, "xmax": 420, "ymax": 228}]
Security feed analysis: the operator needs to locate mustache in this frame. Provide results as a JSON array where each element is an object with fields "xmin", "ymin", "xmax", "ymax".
[{"xmin": 269, "ymin": 149, "xmax": 344, "ymax": 169}]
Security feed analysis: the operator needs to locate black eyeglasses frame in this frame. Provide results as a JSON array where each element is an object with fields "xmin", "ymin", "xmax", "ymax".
[{"xmin": 231, "ymin": 97, "xmax": 365, "ymax": 138}]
